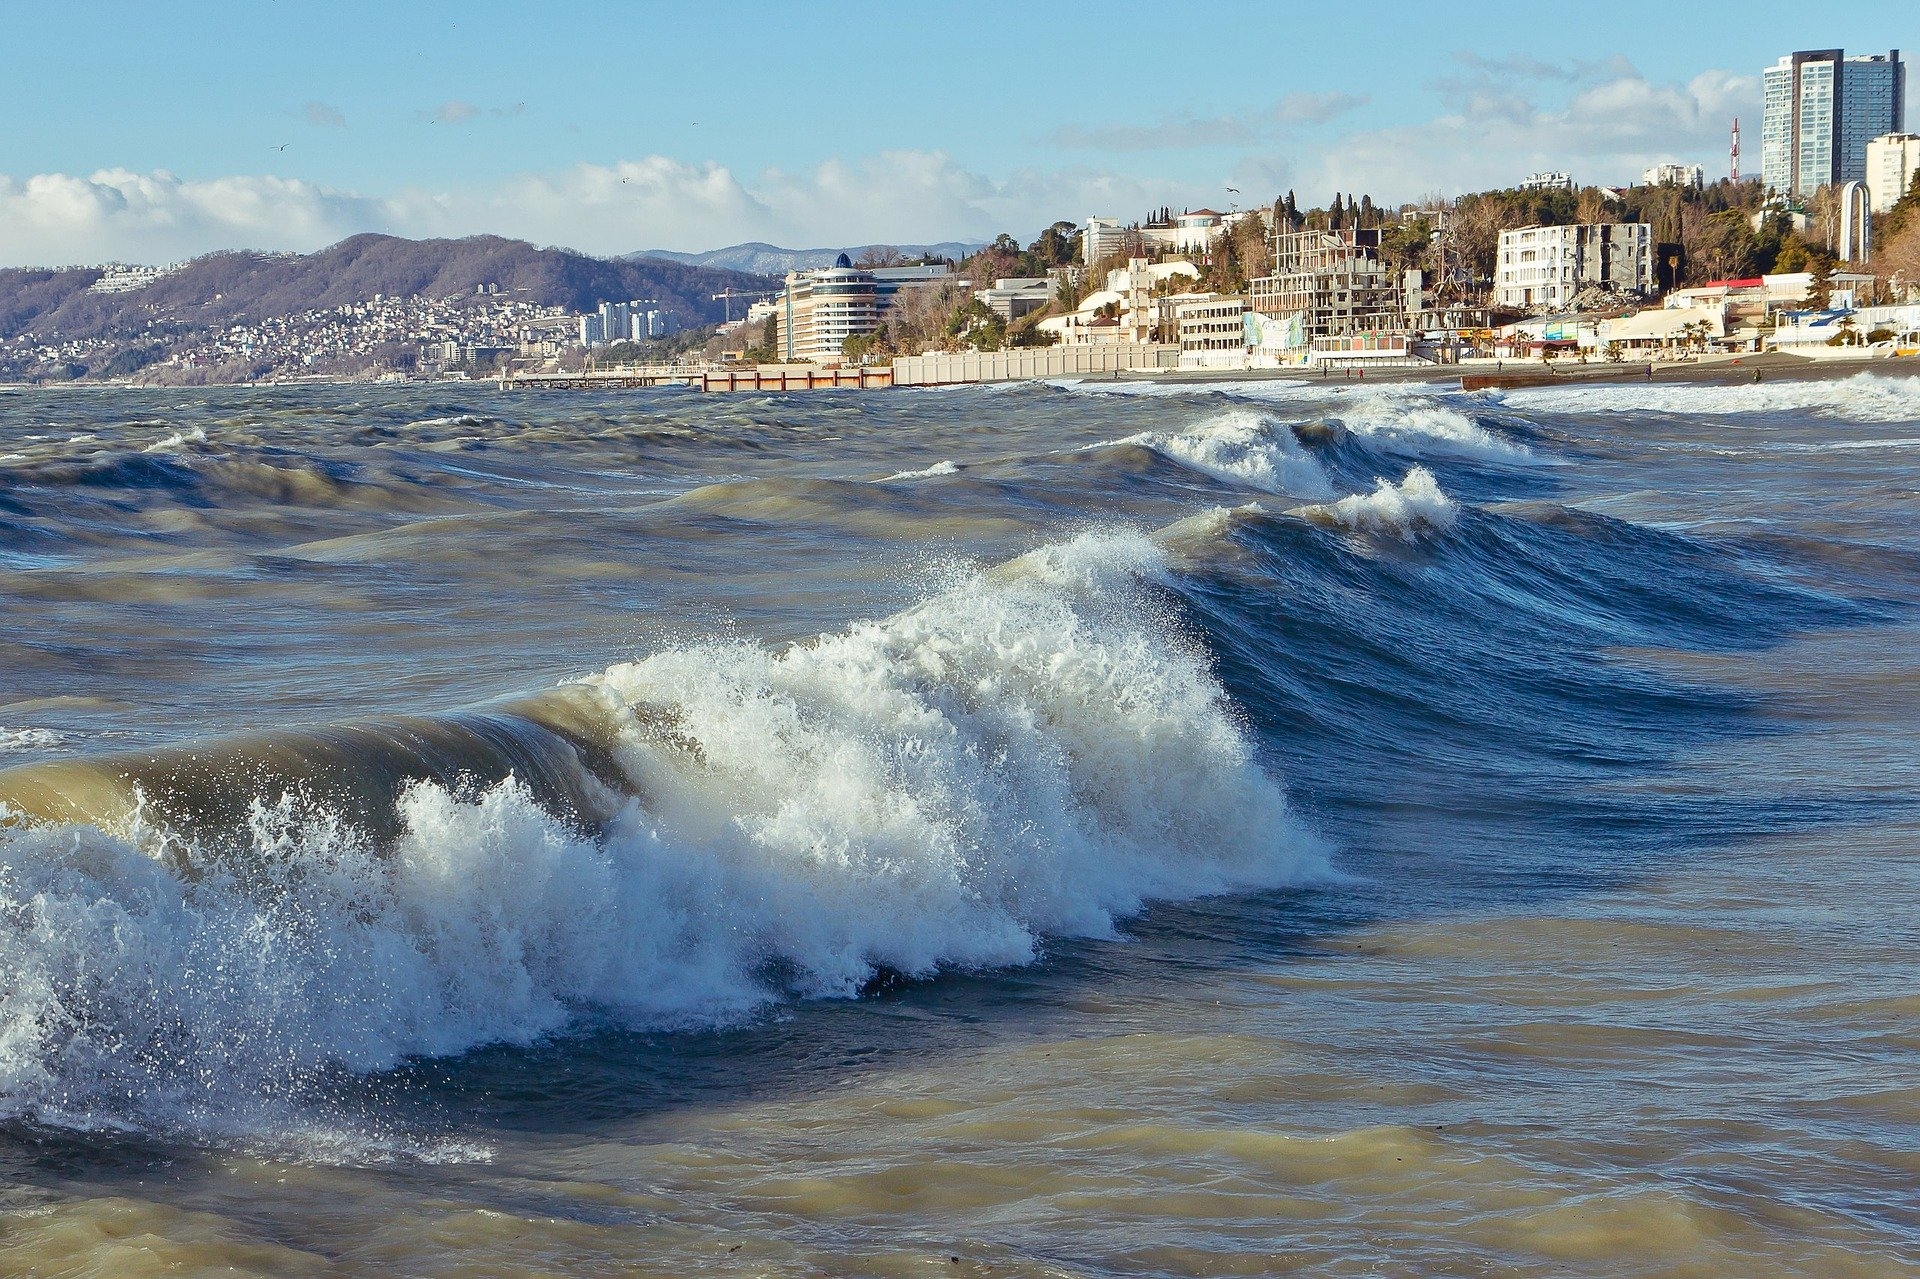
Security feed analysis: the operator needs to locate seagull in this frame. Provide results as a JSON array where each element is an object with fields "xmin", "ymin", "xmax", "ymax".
[
  {"xmin": 1225, "ymin": 185, "xmax": 1239, "ymax": 194},
  {"xmin": 275, "ymin": 143, "xmax": 290, "ymax": 152}
]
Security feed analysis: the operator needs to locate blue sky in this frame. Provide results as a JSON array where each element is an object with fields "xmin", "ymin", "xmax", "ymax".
[{"xmin": 1, "ymin": 0, "xmax": 1913, "ymax": 264}]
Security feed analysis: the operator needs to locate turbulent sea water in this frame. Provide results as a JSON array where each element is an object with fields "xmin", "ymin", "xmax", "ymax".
[{"xmin": 0, "ymin": 374, "xmax": 1916, "ymax": 1275}]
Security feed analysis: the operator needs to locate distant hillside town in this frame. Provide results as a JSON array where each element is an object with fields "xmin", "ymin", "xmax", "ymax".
[{"xmin": 4, "ymin": 44, "xmax": 1918, "ymax": 387}]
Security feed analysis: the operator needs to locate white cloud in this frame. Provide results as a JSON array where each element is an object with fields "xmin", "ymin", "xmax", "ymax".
[
  {"xmin": 0, "ymin": 153, "xmax": 1207, "ymax": 266},
  {"xmin": 0, "ymin": 67, "xmax": 1757, "ymax": 268},
  {"xmin": 1295, "ymin": 68, "xmax": 1757, "ymax": 202},
  {"xmin": 0, "ymin": 169, "xmax": 390, "ymax": 265}
]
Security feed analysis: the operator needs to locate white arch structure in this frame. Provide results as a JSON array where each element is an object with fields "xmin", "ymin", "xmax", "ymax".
[{"xmin": 1838, "ymin": 181, "xmax": 1872, "ymax": 264}]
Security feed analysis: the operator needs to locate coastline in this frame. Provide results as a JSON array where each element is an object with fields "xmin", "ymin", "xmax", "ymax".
[
  {"xmin": 8, "ymin": 351, "xmax": 1918, "ymax": 394},
  {"xmin": 1116, "ymin": 351, "xmax": 1920, "ymax": 390}
]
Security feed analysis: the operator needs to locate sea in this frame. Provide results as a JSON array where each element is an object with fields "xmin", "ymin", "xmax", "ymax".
[{"xmin": 0, "ymin": 373, "xmax": 1915, "ymax": 1276}]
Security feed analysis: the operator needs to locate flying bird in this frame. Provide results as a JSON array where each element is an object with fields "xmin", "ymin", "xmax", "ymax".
[{"xmin": 275, "ymin": 143, "xmax": 290, "ymax": 152}]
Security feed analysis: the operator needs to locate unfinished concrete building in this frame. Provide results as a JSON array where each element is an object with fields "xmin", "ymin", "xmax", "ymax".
[{"xmin": 1248, "ymin": 229, "xmax": 1408, "ymax": 341}]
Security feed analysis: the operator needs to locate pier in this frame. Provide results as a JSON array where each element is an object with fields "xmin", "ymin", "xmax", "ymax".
[
  {"xmin": 498, "ymin": 366, "xmax": 699, "ymax": 390},
  {"xmin": 498, "ymin": 364, "xmax": 894, "ymax": 392}
]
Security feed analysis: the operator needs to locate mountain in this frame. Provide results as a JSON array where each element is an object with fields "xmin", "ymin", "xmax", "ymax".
[
  {"xmin": 626, "ymin": 241, "xmax": 987, "ymax": 276},
  {"xmin": 0, "ymin": 235, "xmax": 780, "ymax": 341}
]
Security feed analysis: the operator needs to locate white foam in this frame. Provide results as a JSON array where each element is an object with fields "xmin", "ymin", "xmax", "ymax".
[
  {"xmin": 1328, "ymin": 392, "xmax": 1534, "ymax": 462},
  {"xmin": 1045, "ymin": 377, "xmax": 1321, "ymax": 398},
  {"xmin": 142, "ymin": 427, "xmax": 207, "ymax": 453},
  {"xmin": 1107, "ymin": 410, "xmax": 1336, "ymax": 499},
  {"xmin": 1496, "ymin": 371, "xmax": 1920, "ymax": 423},
  {"xmin": 0, "ymin": 532, "xmax": 1326, "ymax": 1149},
  {"xmin": 882, "ymin": 459, "xmax": 960, "ymax": 481},
  {"xmin": 0, "ymin": 727, "xmax": 64, "ymax": 751},
  {"xmin": 1294, "ymin": 466, "xmax": 1457, "ymax": 540}
]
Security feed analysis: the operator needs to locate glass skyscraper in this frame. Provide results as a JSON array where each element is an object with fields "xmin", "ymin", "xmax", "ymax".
[{"xmin": 1761, "ymin": 49, "xmax": 1906, "ymax": 199}]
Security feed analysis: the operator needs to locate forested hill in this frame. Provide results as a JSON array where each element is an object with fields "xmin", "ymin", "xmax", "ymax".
[{"xmin": 0, "ymin": 235, "xmax": 779, "ymax": 340}]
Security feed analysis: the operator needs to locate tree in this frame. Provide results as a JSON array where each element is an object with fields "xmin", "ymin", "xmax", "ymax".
[
  {"xmin": 1876, "ymin": 169, "xmax": 1920, "ymax": 245},
  {"xmin": 1807, "ymin": 253, "xmax": 1834, "ymax": 309},
  {"xmin": 1873, "ymin": 215, "xmax": 1920, "ymax": 302},
  {"xmin": 1028, "ymin": 221, "xmax": 1079, "ymax": 268}
]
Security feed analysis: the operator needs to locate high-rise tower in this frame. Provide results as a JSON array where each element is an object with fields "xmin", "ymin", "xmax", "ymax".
[{"xmin": 1761, "ymin": 49, "xmax": 1905, "ymax": 198}]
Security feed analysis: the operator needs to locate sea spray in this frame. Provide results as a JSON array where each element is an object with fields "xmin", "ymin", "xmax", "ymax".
[
  {"xmin": 1498, "ymin": 371, "xmax": 1920, "ymax": 423},
  {"xmin": 1105, "ymin": 410, "xmax": 1336, "ymax": 498},
  {"xmin": 1294, "ymin": 467, "xmax": 1458, "ymax": 540},
  {"xmin": 0, "ymin": 531, "xmax": 1325, "ymax": 1143}
]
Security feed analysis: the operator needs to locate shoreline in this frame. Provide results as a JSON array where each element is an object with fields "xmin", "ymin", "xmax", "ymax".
[
  {"xmin": 1117, "ymin": 351, "xmax": 1920, "ymax": 390},
  {"xmin": 7, "ymin": 351, "xmax": 1918, "ymax": 394}
]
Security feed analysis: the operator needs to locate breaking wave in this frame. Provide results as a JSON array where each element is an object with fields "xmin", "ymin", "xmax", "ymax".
[
  {"xmin": 883, "ymin": 459, "xmax": 960, "ymax": 481},
  {"xmin": 1293, "ymin": 466, "xmax": 1457, "ymax": 540},
  {"xmin": 1324, "ymin": 391, "xmax": 1534, "ymax": 462},
  {"xmin": 0, "ymin": 532, "xmax": 1324, "ymax": 1145},
  {"xmin": 142, "ymin": 427, "xmax": 207, "ymax": 453},
  {"xmin": 1106, "ymin": 410, "xmax": 1336, "ymax": 498},
  {"xmin": 1496, "ymin": 371, "xmax": 1920, "ymax": 423}
]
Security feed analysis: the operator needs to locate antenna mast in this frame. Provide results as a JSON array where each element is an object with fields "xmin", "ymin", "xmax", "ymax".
[{"xmin": 1730, "ymin": 118, "xmax": 1741, "ymax": 182}]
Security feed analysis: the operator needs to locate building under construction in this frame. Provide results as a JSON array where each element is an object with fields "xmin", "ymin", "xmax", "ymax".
[
  {"xmin": 1247, "ymin": 227, "xmax": 1486, "ymax": 360},
  {"xmin": 1249, "ymin": 229, "xmax": 1407, "ymax": 336}
]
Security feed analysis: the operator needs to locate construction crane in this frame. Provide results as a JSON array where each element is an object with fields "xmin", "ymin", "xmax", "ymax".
[{"xmin": 711, "ymin": 288, "xmax": 765, "ymax": 323}]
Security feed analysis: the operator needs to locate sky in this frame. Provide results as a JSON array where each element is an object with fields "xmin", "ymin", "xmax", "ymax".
[{"xmin": 1, "ymin": 0, "xmax": 1914, "ymax": 266}]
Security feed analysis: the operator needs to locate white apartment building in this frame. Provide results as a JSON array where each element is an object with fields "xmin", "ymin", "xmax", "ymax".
[
  {"xmin": 1641, "ymin": 162, "xmax": 1705, "ymax": 188},
  {"xmin": 1176, "ymin": 294, "xmax": 1247, "ymax": 369},
  {"xmin": 975, "ymin": 277, "xmax": 1054, "ymax": 322},
  {"xmin": 774, "ymin": 258, "xmax": 953, "ymax": 362},
  {"xmin": 1083, "ymin": 217, "xmax": 1128, "ymax": 264},
  {"xmin": 1518, "ymin": 172, "xmax": 1574, "ymax": 192},
  {"xmin": 1867, "ymin": 133, "xmax": 1920, "ymax": 211},
  {"xmin": 1141, "ymin": 209, "xmax": 1230, "ymax": 255},
  {"xmin": 1495, "ymin": 223, "xmax": 1653, "ymax": 311}
]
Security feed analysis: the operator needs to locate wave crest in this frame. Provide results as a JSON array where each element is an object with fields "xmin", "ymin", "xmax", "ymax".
[
  {"xmin": 0, "ymin": 532, "xmax": 1325, "ymax": 1145},
  {"xmin": 1107, "ymin": 410, "xmax": 1336, "ymax": 498},
  {"xmin": 1294, "ymin": 466, "xmax": 1458, "ymax": 539}
]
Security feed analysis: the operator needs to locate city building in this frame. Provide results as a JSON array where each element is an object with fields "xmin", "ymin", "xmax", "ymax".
[
  {"xmin": 975, "ymin": 277, "xmax": 1055, "ymax": 323},
  {"xmin": 1517, "ymin": 172, "xmax": 1575, "ymax": 192},
  {"xmin": 1761, "ymin": 49, "xmax": 1906, "ymax": 197},
  {"xmin": 1641, "ymin": 162, "xmax": 1706, "ymax": 188},
  {"xmin": 1141, "ymin": 209, "xmax": 1229, "ymax": 256},
  {"xmin": 1083, "ymin": 217, "xmax": 1128, "ymax": 264},
  {"xmin": 1867, "ymin": 132, "xmax": 1920, "ymax": 211},
  {"xmin": 1039, "ymin": 258, "xmax": 1200, "ymax": 346},
  {"xmin": 1246, "ymin": 229, "xmax": 1408, "ymax": 348},
  {"xmin": 773, "ymin": 257, "xmax": 953, "ymax": 362},
  {"xmin": 1175, "ymin": 294, "xmax": 1247, "ymax": 369},
  {"xmin": 1493, "ymin": 224, "xmax": 1653, "ymax": 311}
]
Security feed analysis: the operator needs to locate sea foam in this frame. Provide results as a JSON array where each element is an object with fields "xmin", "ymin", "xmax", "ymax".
[
  {"xmin": 1107, "ymin": 410, "xmax": 1336, "ymax": 498},
  {"xmin": 1293, "ymin": 467, "xmax": 1458, "ymax": 540},
  {"xmin": 1497, "ymin": 371, "xmax": 1920, "ymax": 423},
  {"xmin": 0, "ymin": 531, "xmax": 1325, "ymax": 1146}
]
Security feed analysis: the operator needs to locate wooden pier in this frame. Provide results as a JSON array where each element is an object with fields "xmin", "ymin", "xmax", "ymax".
[
  {"xmin": 499, "ymin": 363, "xmax": 892, "ymax": 392},
  {"xmin": 498, "ymin": 366, "xmax": 698, "ymax": 390}
]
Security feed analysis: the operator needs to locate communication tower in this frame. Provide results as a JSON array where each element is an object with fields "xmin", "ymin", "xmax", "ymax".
[{"xmin": 1730, "ymin": 118, "xmax": 1741, "ymax": 182}]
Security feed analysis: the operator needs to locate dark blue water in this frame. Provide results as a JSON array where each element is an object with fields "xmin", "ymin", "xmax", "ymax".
[{"xmin": 0, "ymin": 373, "xmax": 1916, "ymax": 1275}]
